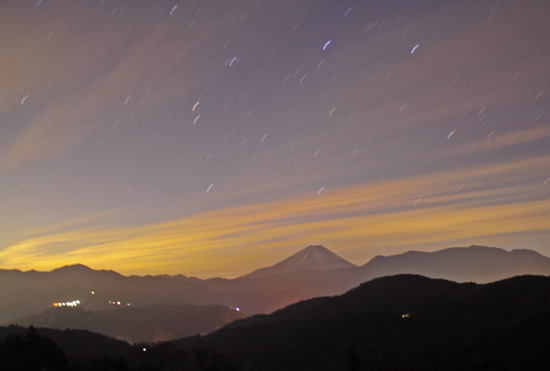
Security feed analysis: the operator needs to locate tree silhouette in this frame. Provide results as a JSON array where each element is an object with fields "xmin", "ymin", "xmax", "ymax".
[
  {"xmin": 345, "ymin": 347, "xmax": 362, "ymax": 371},
  {"xmin": 0, "ymin": 325, "xmax": 68, "ymax": 370}
]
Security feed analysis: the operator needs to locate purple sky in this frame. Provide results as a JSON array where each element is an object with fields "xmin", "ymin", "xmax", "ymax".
[{"xmin": 0, "ymin": 0, "xmax": 549, "ymax": 277}]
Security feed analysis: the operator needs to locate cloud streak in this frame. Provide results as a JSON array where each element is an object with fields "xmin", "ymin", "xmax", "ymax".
[
  {"xmin": 0, "ymin": 1, "xmax": 249, "ymax": 174},
  {"xmin": 445, "ymin": 125, "xmax": 550, "ymax": 156},
  {"xmin": 2, "ymin": 154, "xmax": 548, "ymax": 277},
  {"xmin": 0, "ymin": 1, "xmax": 548, "ymax": 278}
]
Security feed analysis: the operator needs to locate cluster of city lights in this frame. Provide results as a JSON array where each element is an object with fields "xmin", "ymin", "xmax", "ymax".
[
  {"xmin": 108, "ymin": 300, "xmax": 131, "ymax": 306},
  {"xmin": 53, "ymin": 300, "xmax": 80, "ymax": 307}
]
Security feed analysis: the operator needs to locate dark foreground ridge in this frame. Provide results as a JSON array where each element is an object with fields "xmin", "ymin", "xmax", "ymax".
[
  {"xmin": 0, "ymin": 325, "xmax": 237, "ymax": 370},
  {"xmin": 177, "ymin": 274, "xmax": 550, "ymax": 371},
  {"xmin": 1, "ymin": 274, "xmax": 550, "ymax": 370}
]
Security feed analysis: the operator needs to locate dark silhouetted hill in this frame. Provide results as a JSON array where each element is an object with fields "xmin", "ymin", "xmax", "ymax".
[
  {"xmin": 0, "ymin": 325, "xmax": 133, "ymax": 365},
  {"xmin": 177, "ymin": 274, "xmax": 550, "ymax": 370},
  {"xmin": 13, "ymin": 303, "xmax": 245, "ymax": 343},
  {"xmin": 3, "ymin": 274, "xmax": 550, "ymax": 370},
  {"xmin": 0, "ymin": 325, "xmax": 239, "ymax": 370}
]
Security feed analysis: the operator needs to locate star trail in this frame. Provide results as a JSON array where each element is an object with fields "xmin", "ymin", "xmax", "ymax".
[{"xmin": 0, "ymin": 0, "xmax": 548, "ymax": 277}]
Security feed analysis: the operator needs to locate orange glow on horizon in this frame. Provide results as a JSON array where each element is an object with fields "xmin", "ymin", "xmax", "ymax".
[{"xmin": 1, "ymin": 155, "xmax": 549, "ymax": 278}]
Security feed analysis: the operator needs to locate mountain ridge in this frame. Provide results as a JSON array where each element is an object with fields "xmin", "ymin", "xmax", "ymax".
[
  {"xmin": 360, "ymin": 245, "xmax": 550, "ymax": 284},
  {"xmin": 176, "ymin": 274, "xmax": 550, "ymax": 370},
  {"xmin": 1, "ymin": 244, "xmax": 549, "ymax": 330},
  {"xmin": 244, "ymin": 245, "xmax": 356, "ymax": 278}
]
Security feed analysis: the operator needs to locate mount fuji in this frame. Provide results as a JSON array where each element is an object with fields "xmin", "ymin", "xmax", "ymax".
[{"xmin": 244, "ymin": 245, "xmax": 356, "ymax": 278}]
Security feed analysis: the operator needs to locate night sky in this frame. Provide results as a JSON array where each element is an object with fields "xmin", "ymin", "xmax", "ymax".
[{"xmin": 0, "ymin": 0, "xmax": 549, "ymax": 277}]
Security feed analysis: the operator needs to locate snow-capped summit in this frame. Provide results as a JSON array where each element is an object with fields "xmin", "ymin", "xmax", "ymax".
[{"xmin": 245, "ymin": 245, "xmax": 356, "ymax": 278}]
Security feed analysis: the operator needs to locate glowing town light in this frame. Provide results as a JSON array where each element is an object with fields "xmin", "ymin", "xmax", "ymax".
[{"xmin": 53, "ymin": 299, "xmax": 81, "ymax": 308}]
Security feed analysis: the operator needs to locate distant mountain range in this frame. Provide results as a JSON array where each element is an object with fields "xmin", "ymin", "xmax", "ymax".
[
  {"xmin": 2, "ymin": 245, "xmax": 549, "ymax": 343},
  {"xmin": 202, "ymin": 244, "xmax": 550, "ymax": 312},
  {"xmin": 359, "ymin": 245, "xmax": 550, "ymax": 283}
]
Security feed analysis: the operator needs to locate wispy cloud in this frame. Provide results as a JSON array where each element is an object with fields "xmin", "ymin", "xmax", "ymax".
[
  {"xmin": 444, "ymin": 125, "xmax": 550, "ymax": 156},
  {"xmin": 2, "ymin": 155, "xmax": 548, "ymax": 277},
  {"xmin": 0, "ymin": 4, "xmax": 241, "ymax": 174}
]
